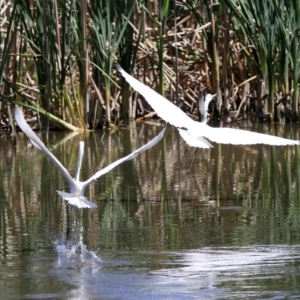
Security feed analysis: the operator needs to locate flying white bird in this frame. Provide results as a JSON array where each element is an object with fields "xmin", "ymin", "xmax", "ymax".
[
  {"xmin": 14, "ymin": 106, "xmax": 166, "ymax": 209},
  {"xmin": 118, "ymin": 65, "xmax": 300, "ymax": 148}
]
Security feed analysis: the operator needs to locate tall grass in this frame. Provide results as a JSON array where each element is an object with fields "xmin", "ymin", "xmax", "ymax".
[
  {"xmin": 224, "ymin": 0, "xmax": 300, "ymax": 121},
  {"xmin": 1, "ymin": 0, "xmax": 300, "ymax": 130},
  {"xmin": 88, "ymin": 0, "xmax": 135, "ymax": 126}
]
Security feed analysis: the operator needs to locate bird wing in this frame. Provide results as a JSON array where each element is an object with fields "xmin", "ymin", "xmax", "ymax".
[
  {"xmin": 14, "ymin": 106, "xmax": 76, "ymax": 186},
  {"xmin": 204, "ymin": 126, "xmax": 300, "ymax": 146},
  {"xmin": 56, "ymin": 191, "xmax": 97, "ymax": 209},
  {"xmin": 178, "ymin": 128, "xmax": 213, "ymax": 148},
  {"xmin": 117, "ymin": 65, "xmax": 194, "ymax": 129},
  {"xmin": 82, "ymin": 126, "xmax": 166, "ymax": 186}
]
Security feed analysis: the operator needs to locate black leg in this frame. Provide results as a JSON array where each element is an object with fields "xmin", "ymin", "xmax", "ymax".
[
  {"xmin": 187, "ymin": 148, "xmax": 198, "ymax": 174},
  {"xmin": 178, "ymin": 147, "xmax": 189, "ymax": 169},
  {"xmin": 66, "ymin": 204, "xmax": 72, "ymax": 242}
]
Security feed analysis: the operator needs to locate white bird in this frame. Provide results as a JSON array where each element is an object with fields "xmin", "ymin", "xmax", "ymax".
[
  {"xmin": 117, "ymin": 65, "xmax": 300, "ymax": 148},
  {"xmin": 14, "ymin": 106, "xmax": 166, "ymax": 209}
]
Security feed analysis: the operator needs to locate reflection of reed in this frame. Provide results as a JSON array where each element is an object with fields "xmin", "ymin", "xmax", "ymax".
[{"xmin": 1, "ymin": 123, "xmax": 300, "ymax": 251}]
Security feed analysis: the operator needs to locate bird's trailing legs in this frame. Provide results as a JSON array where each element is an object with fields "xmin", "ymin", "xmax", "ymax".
[
  {"xmin": 178, "ymin": 147, "xmax": 198, "ymax": 173},
  {"xmin": 178, "ymin": 147, "xmax": 189, "ymax": 169},
  {"xmin": 187, "ymin": 148, "xmax": 198, "ymax": 174}
]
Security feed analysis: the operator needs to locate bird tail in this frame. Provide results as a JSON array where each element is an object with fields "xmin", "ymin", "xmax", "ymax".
[
  {"xmin": 178, "ymin": 129, "xmax": 213, "ymax": 148},
  {"xmin": 56, "ymin": 191, "xmax": 97, "ymax": 209}
]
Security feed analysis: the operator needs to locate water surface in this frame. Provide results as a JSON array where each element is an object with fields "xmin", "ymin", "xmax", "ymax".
[{"xmin": 1, "ymin": 123, "xmax": 300, "ymax": 299}]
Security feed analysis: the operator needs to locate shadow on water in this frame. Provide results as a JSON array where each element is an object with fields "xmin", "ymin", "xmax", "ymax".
[{"xmin": 1, "ymin": 123, "xmax": 300, "ymax": 298}]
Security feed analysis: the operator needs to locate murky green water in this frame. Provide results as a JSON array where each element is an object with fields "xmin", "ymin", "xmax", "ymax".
[{"xmin": 1, "ymin": 123, "xmax": 300, "ymax": 299}]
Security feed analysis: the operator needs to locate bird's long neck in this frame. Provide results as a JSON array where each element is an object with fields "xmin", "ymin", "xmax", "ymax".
[
  {"xmin": 202, "ymin": 94, "xmax": 213, "ymax": 123},
  {"xmin": 203, "ymin": 106, "xmax": 209, "ymax": 124},
  {"xmin": 75, "ymin": 142, "xmax": 85, "ymax": 182}
]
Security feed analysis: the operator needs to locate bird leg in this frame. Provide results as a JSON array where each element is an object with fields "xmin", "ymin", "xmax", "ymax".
[
  {"xmin": 187, "ymin": 148, "xmax": 198, "ymax": 174},
  {"xmin": 65, "ymin": 205, "xmax": 80, "ymax": 245},
  {"xmin": 66, "ymin": 203, "xmax": 72, "ymax": 242},
  {"xmin": 178, "ymin": 147, "xmax": 189, "ymax": 169}
]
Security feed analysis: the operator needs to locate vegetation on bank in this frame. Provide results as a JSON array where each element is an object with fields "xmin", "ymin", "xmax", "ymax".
[{"xmin": 0, "ymin": 0, "xmax": 300, "ymax": 133}]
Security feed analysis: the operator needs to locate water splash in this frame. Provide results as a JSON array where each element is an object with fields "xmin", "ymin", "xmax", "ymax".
[{"xmin": 53, "ymin": 235, "xmax": 102, "ymax": 270}]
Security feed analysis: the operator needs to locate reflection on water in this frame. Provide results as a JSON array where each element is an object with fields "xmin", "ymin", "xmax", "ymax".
[
  {"xmin": 150, "ymin": 245, "xmax": 300, "ymax": 299},
  {"xmin": 1, "ymin": 123, "xmax": 300, "ymax": 299}
]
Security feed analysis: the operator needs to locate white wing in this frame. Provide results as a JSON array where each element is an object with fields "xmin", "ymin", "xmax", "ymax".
[
  {"xmin": 82, "ymin": 127, "xmax": 166, "ymax": 186},
  {"xmin": 14, "ymin": 106, "xmax": 76, "ymax": 186},
  {"xmin": 204, "ymin": 126, "xmax": 300, "ymax": 146},
  {"xmin": 117, "ymin": 65, "xmax": 194, "ymax": 129}
]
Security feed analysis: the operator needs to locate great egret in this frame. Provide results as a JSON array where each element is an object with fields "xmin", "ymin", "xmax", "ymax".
[
  {"xmin": 14, "ymin": 106, "xmax": 166, "ymax": 209},
  {"xmin": 117, "ymin": 65, "xmax": 300, "ymax": 148}
]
